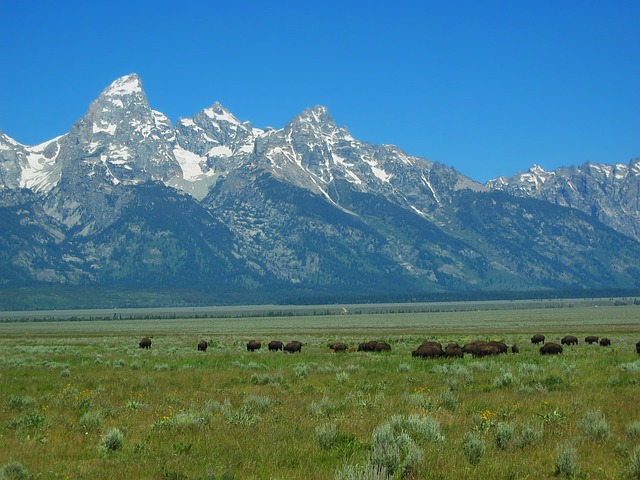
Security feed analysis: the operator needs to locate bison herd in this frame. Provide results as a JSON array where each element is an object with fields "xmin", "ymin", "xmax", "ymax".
[{"xmin": 137, "ymin": 334, "xmax": 640, "ymax": 357}]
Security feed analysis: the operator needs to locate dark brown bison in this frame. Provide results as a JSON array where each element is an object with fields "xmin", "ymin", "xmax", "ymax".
[
  {"xmin": 511, "ymin": 344, "xmax": 519, "ymax": 354},
  {"xmin": 636, "ymin": 341, "xmax": 640, "ymax": 355},
  {"xmin": 412, "ymin": 341, "xmax": 443, "ymax": 359},
  {"xmin": 357, "ymin": 341, "xmax": 379, "ymax": 352},
  {"xmin": 585, "ymin": 336, "xmax": 599, "ymax": 345},
  {"xmin": 329, "ymin": 342, "xmax": 348, "ymax": 352},
  {"xmin": 531, "ymin": 334, "xmax": 545, "ymax": 345},
  {"xmin": 561, "ymin": 335, "xmax": 578, "ymax": 346},
  {"xmin": 599, "ymin": 338, "xmax": 611, "ymax": 347},
  {"xmin": 374, "ymin": 342, "xmax": 392, "ymax": 352},
  {"xmin": 284, "ymin": 341, "xmax": 302, "ymax": 353},
  {"xmin": 268, "ymin": 340, "xmax": 283, "ymax": 351},
  {"xmin": 139, "ymin": 337, "xmax": 152, "ymax": 349},
  {"xmin": 463, "ymin": 340, "xmax": 507, "ymax": 357},
  {"xmin": 540, "ymin": 342, "xmax": 563, "ymax": 355},
  {"xmin": 246, "ymin": 340, "xmax": 261, "ymax": 352},
  {"xmin": 197, "ymin": 340, "xmax": 208, "ymax": 352},
  {"xmin": 444, "ymin": 343, "xmax": 464, "ymax": 358}
]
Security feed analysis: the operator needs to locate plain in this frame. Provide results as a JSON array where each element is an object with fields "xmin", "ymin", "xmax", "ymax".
[{"xmin": 1, "ymin": 301, "xmax": 639, "ymax": 479}]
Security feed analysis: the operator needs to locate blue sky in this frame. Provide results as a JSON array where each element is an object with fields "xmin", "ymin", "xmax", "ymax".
[{"xmin": 1, "ymin": 1, "xmax": 638, "ymax": 182}]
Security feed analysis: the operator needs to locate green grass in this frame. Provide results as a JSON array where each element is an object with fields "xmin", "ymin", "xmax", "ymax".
[{"xmin": 0, "ymin": 303, "xmax": 639, "ymax": 479}]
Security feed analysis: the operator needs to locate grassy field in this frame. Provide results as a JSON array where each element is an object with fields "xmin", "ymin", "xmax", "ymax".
[{"xmin": 0, "ymin": 303, "xmax": 639, "ymax": 479}]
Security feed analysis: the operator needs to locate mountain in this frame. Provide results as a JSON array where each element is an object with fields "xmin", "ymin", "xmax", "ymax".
[
  {"xmin": 1, "ymin": 74, "xmax": 639, "ymax": 308},
  {"xmin": 488, "ymin": 161, "xmax": 640, "ymax": 242}
]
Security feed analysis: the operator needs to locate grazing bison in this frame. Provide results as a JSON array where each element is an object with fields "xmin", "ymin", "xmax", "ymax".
[
  {"xmin": 412, "ymin": 341, "xmax": 443, "ymax": 359},
  {"xmin": 139, "ymin": 337, "xmax": 152, "ymax": 349},
  {"xmin": 511, "ymin": 344, "xmax": 519, "ymax": 354},
  {"xmin": 246, "ymin": 340, "xmax": 261, "ymax": 352},
  {"xmin": 636, "ymin": 341, "xmax": 640, "ymax": 355},
  {"xmin": 197, "ymin": 340, "xmax": 208, "ymax": 352},
  {"xmin": 374, "ymin": 342, "xmax": 392, "ymax": 352},
  {"xmin": 531, "ymin": 334, "xmax": 545, "ymax": 345},
  {"xmin": 268, "ymin": 340, "xmax": 283, "ymax": 352},
  {"xmin": 444, "ymin": 343, "xmax": 464, "ymax": 358},
  {"xmin": 599, "ymin": 338, "xmax": 611, "ymax": 347},
  {"xmin": 358, "ymin": 341, "xmax": 380, "ymax": 352},
  {"xmin": 561, "ymin": 335, "xmax": 578, "ymax": 346},
  {"xmin": 329, "ymin": 342, "xmax": 348, "ymax": 352},
  {"xmin": 540, "ymin": 342, "xmax": 563, "ymax": 355},
  {"xmin": 585, "ymin": 336, "xmax": 599, "ymax": 345},
  {"xmin": 463, "ymin": 340, "xmax": 507, "ymax": 357},
  {"xmin": 284, "ymin": 341, "xmax": 302, "ymax": 353}
]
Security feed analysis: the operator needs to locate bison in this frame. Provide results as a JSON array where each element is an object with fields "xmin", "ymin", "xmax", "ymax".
[
  {"xmin": 139, "ymin": 337, "xmax": 152, "ymax": 349},
  {"xmin": 246, "ymin": 340, "xmax": 261, "ymax": 352},
  {"xmin": 561, "ymin": 335, "xmax": 578, "ymax": 346},
  {"xmin": 284, "ymin": 341, "xmax": 302, "ymax": 353},
  {"xmin": 599, "ymin": 338, "xmax": 611, "ymax": 347},
  {"xmin": 329, "ymin": 342, "xmax": 348, "ymax": 352},
  {"xmin": 531, "ymin": 334, "xmax": 545, "ymax": 345},
  {"xmin": 584, "ymin": 336, "xmax": 599, "ymax": 344},
  {"xmin": 412, "ymin": 341, "xmax": 443, "ymax": 359},
  {"xmin": 444, "ymin": 343, "xmax": 464, "ymax": 358},
  {"xmin": 636, "ymin": 341, "xmax": 640, "ymax": 355},
  {"xmin": 511, "ymin": 343, "xmax": 519, "ymax": 354},
  {"xmin": 374, "ymin": 342, "xmax": 392, "ymax": 352},
  {"xmin": 357, "ymin": 341, "xmax": 379, "ymax": 352},
  {"xmin": 540, "ymin": 342, "xmax": 563, "ymax": 355},
  {"xmin": 197, "ymin": 340, "xmax": 208, "ymax": 352},
  {"xmin": 268, "ymin": 340, "xmax": 283, "ymax": 351}
]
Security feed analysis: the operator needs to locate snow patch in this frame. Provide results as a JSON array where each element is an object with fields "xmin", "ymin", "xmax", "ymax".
[
  {"xmin": 204, "ymin": 105, "xmax": 241, "ymax": 125},
  {"xmin": 207, "ymin": 145, "xmax": 232, "ymax": 157},
  {"xmin": 173, "ymin": 146, "xmax": 207, "ymax": 180},
  {"xmin": 92, "ymin": 123, "xmax": 117, "ymax": 135}
]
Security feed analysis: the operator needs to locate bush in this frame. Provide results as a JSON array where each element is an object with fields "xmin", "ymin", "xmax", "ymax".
[
  {"xmin": 0, "ymin": 461, "xmax": 32, "ymax": 480},
  {"xmin": 495, "ymin": 422, "xmax": 516, "ymax": 450},
  {"xmin": 630, "ymin": 444, "xmax": 640, "ymax": 479},
  {"xmin": 315, "ymin": 423, "xmax": 338, "ymax": 450},
  {"xmin": 627, "ymin": 421, "xmax": 640, "ymax": 438},
  {"xmin": 462, "ymin": 432, "xmax": 485, "ymax": 465},
  {"xmin": 578, "ymin": 410, "xmax": 609, "ymax": 441},
  {"xmin": 99, "ymin": 428, "xmax": 124, "ymax": 452},
  {"xmin": 555, "ymin": 442, "xmax": 579, "ymax": 478},
  {"xmin": 79, "ymin": 410, "xmax": 104, "ymax": 432},
  {"xmin": 370, "ymin": 423, "xmax": 423, "ymax": 476},
  {"xmin": 334, "ymin": 463, "xmax": 388, "ymax": 480}
]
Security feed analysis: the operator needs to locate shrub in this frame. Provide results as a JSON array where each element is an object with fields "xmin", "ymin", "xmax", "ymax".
[
  {"xmin": 578, "ymin": 410, "xmax": 609, "ymax": 441},
  {"xmin": 370, "ymin": 424, "xmax": 423, "ymax": 477},
  {"xmin": 627, "ymin": 421, "xmax": 640, "ymax": 439},
  {"xmin": 6, "ymin": 396, "xmax": 35, "ymax": 410},
  {"xmin": 629, "ymin": 444, "xmax": 640, "ymax": 479},
  {"xmin": 99, "ymin": 428, "xmax": 124, "ymax": 452},
  {"xmin": 79, "ymin": 410, "xmax": 104, "ymax": 432},
  {"xmin": 493, "ymin": 371, "xmax": 515, "ymax": 388},
  {"xmin": 389, "ymin": 414, "xmax": 443, "ymax": 443},
  {"xmin": 517, "ymin": 424, "xmax": 544, "ymax": 448},
  {"xmin": 397, "ymin": 363, "xmax": 411, "ymax": 373},
  {"xmin": 555, "ymin": 442, "xmax": 579, "ymax": 478},
  {"xmin": 495, "ymin": 422, "xmax": 516, "ymax": 450},
  {"xmin": 440, "ymin": 389, "xmax": 458, "ymax": 410},
  {"xmin": 334, "ymin": 463, "xmax": 388, "ymax": 480},
  {"xmin": 0, "ymin": 461, "xmax": 32, "ymax": 480},
  {"xmin": 336, "ymin": 371, "xmax": 350, "ymax": 384},
  {"xmin": 315, "ymin": 423, "xmax": 338, "ymax": 450},
  {"xmin": 461, "ymin": 432, "xmax": 485, "ymax": 465}
]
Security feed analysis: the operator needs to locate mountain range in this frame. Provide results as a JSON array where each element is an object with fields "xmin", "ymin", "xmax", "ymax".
[{"xmin": 1, "ymin": 74, "xmax": 639, "ymax": 308}]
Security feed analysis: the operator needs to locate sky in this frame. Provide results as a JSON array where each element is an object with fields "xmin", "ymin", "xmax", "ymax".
[{"xmin": 1, "ymin": 1, "xmax": 638, "ymax": 183}]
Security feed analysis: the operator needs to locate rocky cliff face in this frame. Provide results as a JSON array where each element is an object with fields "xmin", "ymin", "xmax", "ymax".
[
  {"xmin": 488, "ymin": 161, "xmax": 640, "ymax": 242},
  {"xmin": 1, "ymin": 74, "xmax": 639, "ymax": 304}
]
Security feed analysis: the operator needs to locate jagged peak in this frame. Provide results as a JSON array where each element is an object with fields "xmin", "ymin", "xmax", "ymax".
[
  {"xmin": 296, "ymin": 105, "xmax": 334, "ymax": 125},
  {"xmin": 202, "ymin": 102, "xmax": 241, "ymax": 125},
  {"xmin": 101, "ymin": 74, "xmax": 144, "ymax": 97}
]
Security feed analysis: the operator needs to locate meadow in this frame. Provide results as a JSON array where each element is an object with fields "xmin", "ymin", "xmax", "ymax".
[{"xmin": 1, "ymin": 301, "xmax": 639, "ymax": 479}]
